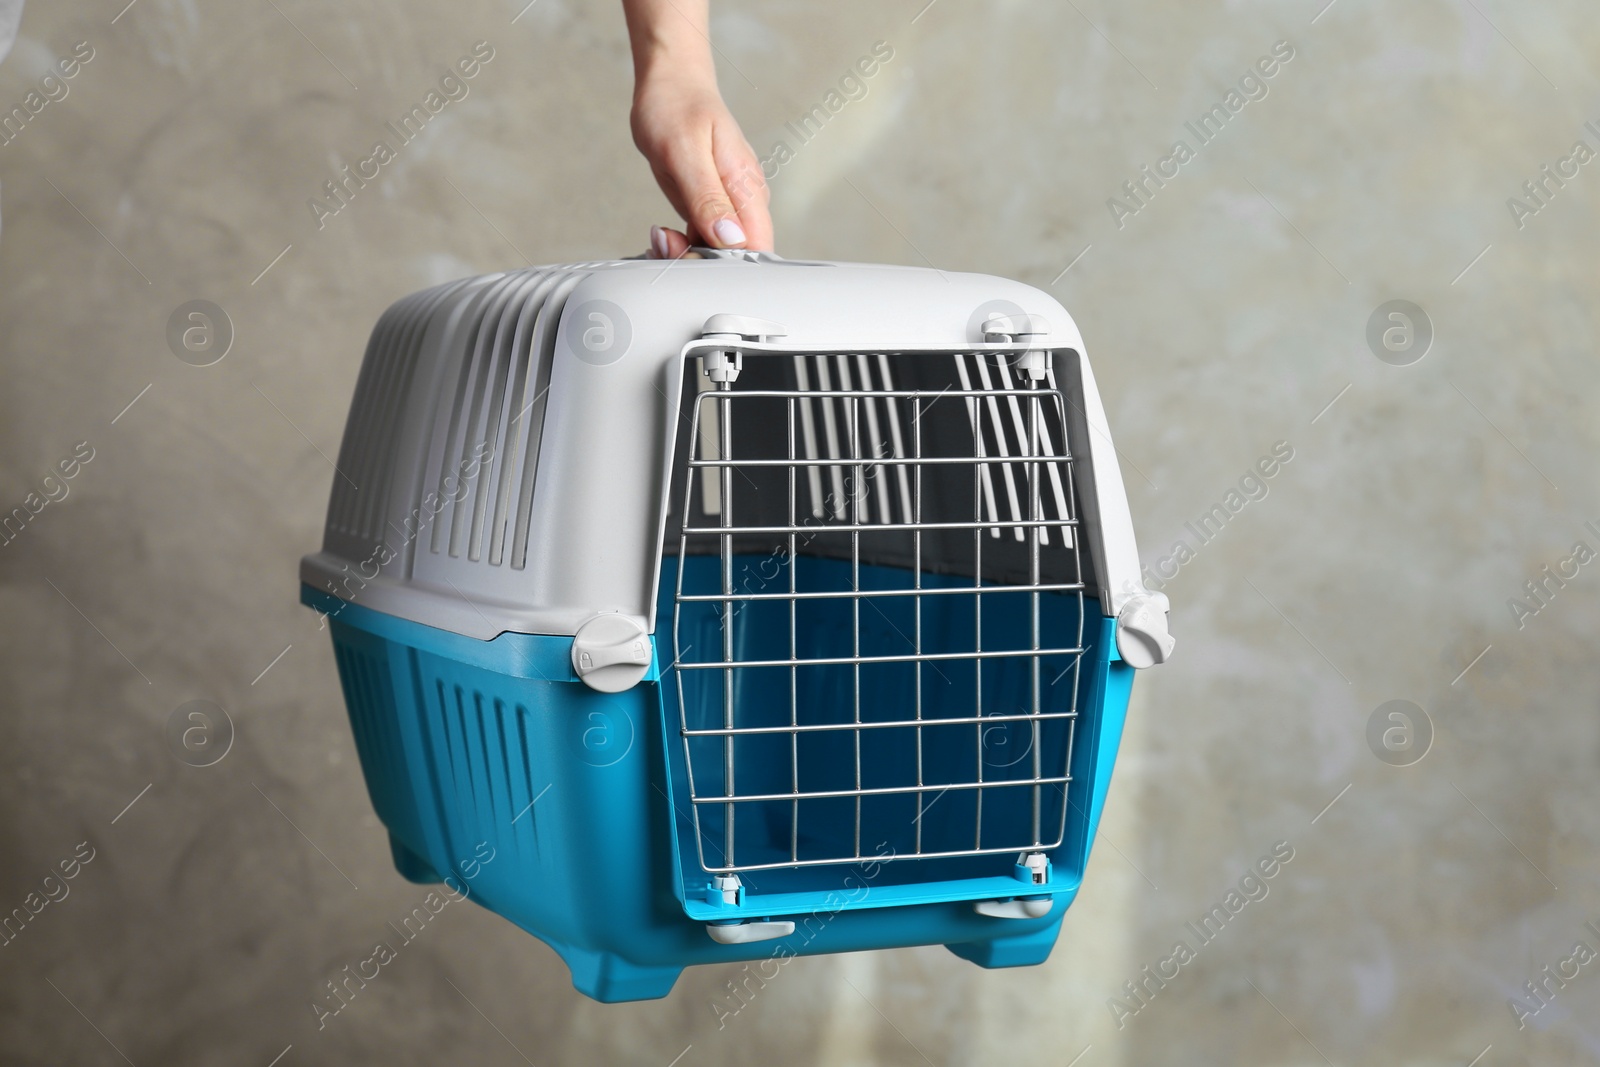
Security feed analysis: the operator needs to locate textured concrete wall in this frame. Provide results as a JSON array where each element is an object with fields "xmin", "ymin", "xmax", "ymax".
[{"xmin": 2, "ymin": 1, "xmax": 1597, "ymax": 1064}]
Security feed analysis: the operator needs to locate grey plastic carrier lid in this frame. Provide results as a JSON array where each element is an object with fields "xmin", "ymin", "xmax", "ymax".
[{"xmin": 300, "ymin": 253, "xmax": 1169, "ymax": 666}]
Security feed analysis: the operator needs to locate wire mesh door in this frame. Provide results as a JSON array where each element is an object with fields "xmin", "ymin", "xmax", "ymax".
[{"xmin": 669, "ymin": 348, "xmax": 1089, "ymax": 878}]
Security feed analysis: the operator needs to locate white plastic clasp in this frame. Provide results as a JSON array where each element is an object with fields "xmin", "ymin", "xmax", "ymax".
[
  {"xmin": 973, "ymin": 897, "xmax": 1053, "ymax": 920},
  {"xmin": 974, "ymin": 852, "xmax": 1054, "ymax": 918},
  {"xmin": 702, "ymin": 350, "xmax": 740, "ymax": 384},
  {"xmin": 1115, "ymin": 592, "xmax": 1175, "ymax": 669},
  {"xmin": 570, "ymin": 614, "xmax": 653, "ymax": 693},
  {"xmin": 706, "ymin": 919, "xmax": 796, "ymax": 944},
  {"xmin": 700, "ymin": 315, "xmax": 788, "ymax": 384},
  {"xmin": 712, "ymin": 874, "xmax": 742, "ymax": 906},
  {"xmin": 982, "ymin": 312, "xmax": 1052, "ymax": 381},
  {"xmin": 704, "ymin": 874, "xmax": 798, "ymax": 939}
]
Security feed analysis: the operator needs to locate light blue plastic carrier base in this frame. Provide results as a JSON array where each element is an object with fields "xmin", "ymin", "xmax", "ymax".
[{"xmin": 302, "ymin": 564, "xmax": 1134, "ymax": 1003}]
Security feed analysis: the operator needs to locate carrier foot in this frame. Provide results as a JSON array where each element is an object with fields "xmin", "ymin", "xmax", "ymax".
[
  {"xmin": 561, "ymin": 946, "xmax": 684, "ymax": 1003},
  {"xmin": 944, "ymin": 914, "xmax": 1065, "ymax": 969},
  {"xmin": 389, "ymin": 833, "xmax": 444, "ymax": 885}
]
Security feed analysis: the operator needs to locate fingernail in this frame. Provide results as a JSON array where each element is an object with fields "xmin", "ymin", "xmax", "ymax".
[
  {"xmin": 650, "ymin": 225, "xmax": 669, "ymax": 259},
  {"xmin": 713, "ymin": 217, "xmax": 747, "ymax": 247}
]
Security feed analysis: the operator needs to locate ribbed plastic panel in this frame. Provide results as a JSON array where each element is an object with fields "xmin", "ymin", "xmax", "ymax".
[
  {"xmin": 324, "ymin": 268, "xmax": 588, "ymax": 575},
  {"xmin": 328, "ymin": 280, "xmax": 471, "ymax": 544},
  {"xmin": 329, "ymin": 628, "xmax": 429, "ymax": 854},
  {"xmin": 420, "ymin": 270, "xmax": 584, "ymax": 570},
  {"xmin": 415, "ymin": 655, "xmax": 547, "ymax": 860}
]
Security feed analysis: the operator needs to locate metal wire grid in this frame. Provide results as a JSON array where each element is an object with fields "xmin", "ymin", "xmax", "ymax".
[{"xmin": 671, "ymin": 349, "xmax": 1088, "ymax": 875}]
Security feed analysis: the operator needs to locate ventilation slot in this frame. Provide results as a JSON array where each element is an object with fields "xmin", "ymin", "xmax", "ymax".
[
  {"xmin": 332, "ymin": 641, "xmax": 427, "ymax": 851},
  {"xmin": 786, "ymin": 352, "xmax": 1071, "ymax": 541},
  {"xmin": 418, "ymin": 269, "xmax": 582, "ymax": 569},
  {"xmin": 417, "ymin": 670, "xmax": 543, "ymax": 858},
  {"xmin": 328, "ymin": 280, "xmax": 469, "ymax": 543}
]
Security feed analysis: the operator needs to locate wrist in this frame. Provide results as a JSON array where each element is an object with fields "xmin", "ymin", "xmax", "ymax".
[{"xmin": 630, "ymin": 35, "xmax": 715, "ymax": 93}]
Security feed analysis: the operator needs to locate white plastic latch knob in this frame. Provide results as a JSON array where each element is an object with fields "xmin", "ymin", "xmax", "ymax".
[
  {"xmin": 974, "ymin": 897, "xmax": 1053, "ymax": 920},
  {"xmin": 705, "ymin": 920, "xmax": 796, "ymax": 944},
  {"xmin": 700, "ymin": 315, "xmax": 788, "ymax": 384},
  {"xmin": 1014, "ymin": 350, "xmax": 1049, "ymax": 381},
  {"xmin": 701, "ymin": 314, "xmax": 788, "ymax": 340},
  {"xmin": 981, "ymin": 313, "xmax": 1052, "ymax": 380},
  {"xmin": 702, "ymin": 350, "xmax": 742, "ymax": 383},
  {"xmin": 980, "ymin": 312, "xmax": 1049, "ymax": 340},
  {"xmin": 1017, "ymin": 851, "xmax": 1050, "ymax": 885},
  {"xmin": 712, "ymin": 874, "xmax": 742, "ymax": 906},
  {"xmin": 570, "ymin": 614, "xmax": 653, "ymax": 693},
  {"xmin": 1115, "ymin": 592, "xmax": 1175, "ymax": 669}
]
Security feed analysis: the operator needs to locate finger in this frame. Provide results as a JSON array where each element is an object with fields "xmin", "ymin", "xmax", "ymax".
[
  {"xmin": 714, "ymin": 127, "xmax": 774, "ymax": 252},
  {"xmin": 647, "ymin": 162, "xmax": 712, "ymax": 246},
  {"xmin": 660, "ymin": 226, "xmax": 693, "ymax": 258},
  {"xmin": 729, "ymin": 174, "xmax": 773, "ymax": 253},
  {"xmin": 663, "ymin": 134, "xmax": 749, "ymax": 249},
  {"xmin": 645, "ymin": 225, "xmax": 694, "ymax": 260}
]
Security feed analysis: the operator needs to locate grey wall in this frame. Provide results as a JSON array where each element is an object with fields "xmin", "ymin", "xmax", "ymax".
[{"xmin": 2, "ymin": 1, "xmax": 1597, "ymax": 1064}]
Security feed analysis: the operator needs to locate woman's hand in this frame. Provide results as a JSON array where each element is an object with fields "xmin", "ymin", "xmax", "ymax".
[{"xmin": 621, "ymin": 0, "xmax": 772, "ymax": 257}]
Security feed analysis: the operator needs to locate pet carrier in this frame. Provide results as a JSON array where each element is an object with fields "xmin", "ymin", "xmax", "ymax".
[{"xmin": 300, "ymin": 249, "xmax": 1173, "ymax": 1003}]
